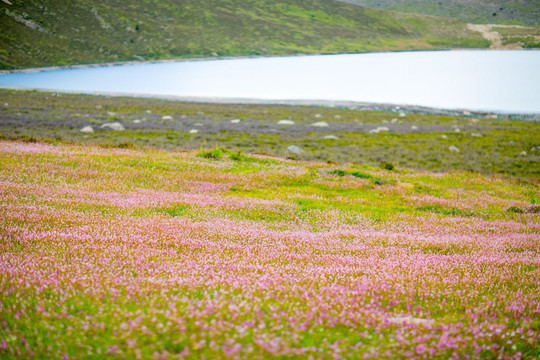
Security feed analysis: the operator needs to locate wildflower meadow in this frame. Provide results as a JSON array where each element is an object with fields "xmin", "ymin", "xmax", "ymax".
[{"xmin": 0, "ymin": 140, "xmax": 539, "ymax": 359}]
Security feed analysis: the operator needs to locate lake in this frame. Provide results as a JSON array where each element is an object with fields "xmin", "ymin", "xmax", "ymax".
[{"xmin": 1, "ymin": 50, "xmax": 539, "ymax": 113}]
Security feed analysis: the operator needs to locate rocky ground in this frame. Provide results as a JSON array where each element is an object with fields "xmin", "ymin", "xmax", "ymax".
[{"xmin": 0, "ymin": 89, "xmax": 538, "ymax": 179}]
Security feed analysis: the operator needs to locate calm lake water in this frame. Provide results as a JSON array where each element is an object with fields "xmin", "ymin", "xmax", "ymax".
[{"xmin": 1, "ymin": 50, "xmax": 539, "ymax": 113}]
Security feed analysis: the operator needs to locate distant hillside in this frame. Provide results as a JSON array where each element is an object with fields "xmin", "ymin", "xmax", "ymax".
[
  {"xmin": 340, "ymin": 0, "xmax": 540, "ymax": 26},
  {"xmin": 0, "ymin": 0, "xmax": 489, "ymax": 69}
]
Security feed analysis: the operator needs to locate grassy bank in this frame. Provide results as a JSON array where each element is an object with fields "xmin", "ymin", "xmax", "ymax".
[
  {"xmin": 0, "ymin": 0, "xmax": 490, "ymax": 69},
  {"xmin": 1, "ymin": 90, "xmax": 538, "ymax": 179}
]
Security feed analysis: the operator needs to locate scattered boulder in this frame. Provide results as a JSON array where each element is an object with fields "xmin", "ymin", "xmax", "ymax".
[
  {"xmin": 323, "ymin": 135, "xmax": 339, "ymax": 140},
  {"xmin": 369, "ymin": 126, "xmax": 389, "ymax": 134},
  {"xmin": 145, "ymin": 110, "xmax": 152, "ymax": 114},
  {"xmin": 161, "ymin": 115, "xmax": 173, "ymax": 120},
  {"xmin": 80, "ymin": 126, "xmax": 94, "ymax": 133},
  {"xmin": 107, "ymin": 111, "xmax": 116, "ymax": 116},
  {"xmin": 411, "ymin": 125, "xmax": 418, "ymax": 130},
  {"xmin": 230, "ymin": 119, "xmax": 241, "ymax": 124},
  {"xmin": 399, "ymin": 112, "xmax": 406, "ymax": 117},
  {"xmin": 194, "ymin": 123, "xmax": 203, "ymax": 127},
  {"xmin": 334, "ymin": 115, "xmax": 342, "ymax": 119},
  {"xmin": 101, "ymin": 122, "xmax": 125, "ymax": 131},
  {"xmin": 133, "ymin": 119, "xmax": 141, "ymax": 124},
  {"xmin": 449, "ymin": 145, "xmax": 460, "ymax": 153},
  {"xmin": 519, "ymin": 151, "xmax": 527, "ymax": 156},
  {"xmin": 382, "ymin": 119, "xmax": 389, "ymax": 124},
  {"xmin": 287, "ymin": 145, "xmax": 304, "ymax": 154},
  {"xmin": 196, "ymin": 111, "xmax": 205, "ymax": 116},
  {"xmin": 311, "ymin": 121, "xmax": 329, "ymax": 127},
  {"xmin": 189, "ymin": 129, "xmax": 199, "ymax": 134},
  {"xmin": 391, "ymin": 118, "xmax": 398, "ymax": 124},
  {"xmin": 471, "ymin": 133, "xmax": 483, "ymax": 137},
  {"xmin": 277, "ymin": 120, "xmax": 295, "ymax": 125},
  {"xmin": 314, "ymin": 114, "xmax": 323, "ymax": 118},
  {"xmin": 440, "ymin": 135, "xmax": 448, "ymax": 139},
  {"xmin": 454, "ymin": 128, "xmax": 461, "ymax": 133}
]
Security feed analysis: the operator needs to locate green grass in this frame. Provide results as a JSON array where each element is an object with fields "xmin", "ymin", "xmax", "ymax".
[
  {"xmin": 0, "ymin": 0, "xmax": 490, "ymax": 70},
  {"xmin": 341, "ymin": 0, "xmax": 540, "ymax": 26}
]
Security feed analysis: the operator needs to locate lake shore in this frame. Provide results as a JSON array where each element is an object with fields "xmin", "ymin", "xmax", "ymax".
[
  {"xmin": 1, "ymin": 85, "xmax": 539, "ymax": 121},
  {"xmin": 0, "ymin": 48, "xmax": 512, "ymax": 75}
]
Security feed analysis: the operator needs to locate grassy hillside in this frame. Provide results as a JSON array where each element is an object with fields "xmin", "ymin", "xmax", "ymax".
[
  {"xmin": 1, "ymin": 139, "xmax": 539, "ymax": 359},
  {"xmin": 1, "ymin": 90, "xmax": 539, "ymax": 179},
  {"xmin": 0, "ymin": 0, "xmax": 490, "ymax": 69},
  {"xmin": 340, "ymin": 0, "xmax": 540, "ymax": 26}
]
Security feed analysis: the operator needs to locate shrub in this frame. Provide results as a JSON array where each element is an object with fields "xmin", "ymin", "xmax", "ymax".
[
  {"xmin": 117, "ymin": 142, "xmax": 136, "ymax": 149},
  {"xmin": 198, "ymin": 147, "xmax": 225, "ymax": 160},
  {"xmin": 379, "ymin": 161, "xmax": 395, "ymax": 171},
  {"xmin": 229, "ymin": 150, "xmax": 247, "ymax": 161}
]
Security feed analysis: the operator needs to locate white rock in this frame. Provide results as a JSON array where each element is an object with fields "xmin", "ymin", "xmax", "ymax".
[
  {"xmin": 146, "ymin": 110, "xmax": 152, "ymax": 114},
  {"xmin": 287, "ymin": 145, "xmax": 304, "ymax": 154},
  {"xmin": 391, "ymin": 118, "xmax": 398, "ymax": 124},
  {"xmin": 196, "ymin": 111, "xmax": 205, "ymax": 116},
  {"xmin": 95, "ymin": 105, "xmax": 102, "ymax": 109},
  {"xmin": 454, "ymin": 128, "xmax": 461, "ymax": 133},
  {"xmin": 399, "ymin": 112, "xmax": 406, "ymax": 117},
  {"xmin": 80, "ymin": 126, "xmax": 94, "ymax": 133},
  {"xmin": 230, "ymin": 119, "xmax": 241, "ymax": 123},
  {"xmin": 277, "ymin": 120, "xmax": 295, "ymax": 125},
  {"xmin": 334, "ymin": 115, "xmax": 341, "ymax": 119},
  {"xmin": 323, "ymin": 135, "xmax": 339, "ymax": 140},
  {"xmin": 369, "ymin": 126, "xmax": 389, "ymax": 134},
  {"xmin": 100, "ymin": 122, "xmax": 125, "ymax": 131},
  {"xmin": 133, "ymin": 119, "xmax": 141, "ymax": 124},
  {"xmin": 189, "ymin": 129, "xmax": 199, "ymax": 134},
  {"xmin": 3, "ymin": 103, "xmax": 8, "ymax": 107},
  {"xmin": 311, "ymin": 121, "xmax": 329, "ymax": 127},
  {"xmin": 162, "ymin": 115, "xmax": 173, "ymax": 120},
  {"xmin": 519, "ymin": 151, "xmax": 527, "ymax": 156},
  {"xmin": 440, "ymin": 135, "xmax": 448, "ymax": 139},
  {"xmin": 471, "ymin": 118, "xmax": 480, "ymax": 123},
  {"xmin": 471, "ymin": 133, "xmax": 483, "ymax": 137},
  {"xmin": 449, "ymin": 145, "xmax": 460, "ymax": 153},
  {"xmin": 194, "ymin": 123, "xmax": 203, "ymax": 127},
  {"xmin": 463, "ymin": 111, "xmax": 471, "ymax": 116},
  {"xmin": 411, "ymin": 125, "xmax": 418, "ymax": 130},
  {"xmin": 314, "ymin": 114, "xmax": 323, "ymax": 118},
  {"xmin": 107, "ymin": 111, "xmax": 116, "ymax": 116},
  {"xmin": 382, "ymin": 119, "xmax": 389, "ymax": 124}
]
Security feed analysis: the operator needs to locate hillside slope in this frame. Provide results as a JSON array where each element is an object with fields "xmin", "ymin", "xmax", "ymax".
[
  {"xmin": 0, "ymin": 0, "xmax": 489, "ymax": 69},
  {"xmin": 340, "ymin": 0, "xmax": 540, "ymax": 26}
]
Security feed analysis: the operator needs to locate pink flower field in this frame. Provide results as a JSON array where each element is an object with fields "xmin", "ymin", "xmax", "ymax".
[{"xmin": 0, "ymin": 140, "xmax": 539, "ymax": 359}]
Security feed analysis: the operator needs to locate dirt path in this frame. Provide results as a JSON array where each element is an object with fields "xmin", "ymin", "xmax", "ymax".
[{"xmin": 467, "ymin": 24, "xmax": 522, "ymax": 49}]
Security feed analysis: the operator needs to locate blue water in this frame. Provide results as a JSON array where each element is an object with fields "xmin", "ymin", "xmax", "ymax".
[{"xmin": 1, "ymin": 50, "xmax": 539, "ymax": 113}]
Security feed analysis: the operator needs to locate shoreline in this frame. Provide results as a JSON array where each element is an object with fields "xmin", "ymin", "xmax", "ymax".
[
  {"xmin": 0, "ymin": 48, "xmax": 524, "ymax": 75},
  {"xmin": 1, "ymin": 86, "xmax": 539, "ymax": 120}
]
